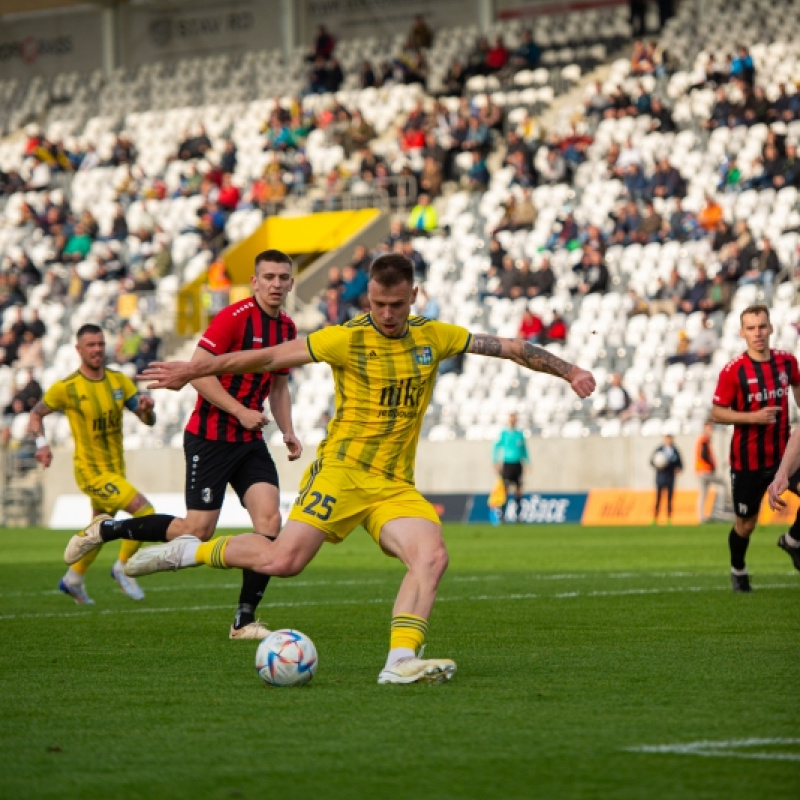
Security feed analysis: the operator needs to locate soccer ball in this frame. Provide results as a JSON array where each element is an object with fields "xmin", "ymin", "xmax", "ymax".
[
  {"xmin": 255, "ymin": 629, "xmax": 318, "ymax": 687},
  {"xmin": 652, "ymin": 451, "xmax": 668, "ymax": 469}
]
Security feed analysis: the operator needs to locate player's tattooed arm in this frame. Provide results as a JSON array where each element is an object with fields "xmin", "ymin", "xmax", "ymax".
[
  {"xmin": 469, "ymin": 334, "xmax": 572, "ymax": 377},
  {"xmin": 468, "ymin": 334, "xmax": 596, "ymax": 398},
  {"xmin": 27, "ymin": 400, "xmax": 53, "ymax": 436}
]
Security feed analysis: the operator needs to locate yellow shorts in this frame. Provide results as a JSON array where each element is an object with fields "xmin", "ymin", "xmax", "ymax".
[
  {"xmin": 287, "ymin": 461, "xmax": 440, "ymax": 545},
  {"xmin": 79, "ymin": 472, "xmax": 139, "ymax": 516}
]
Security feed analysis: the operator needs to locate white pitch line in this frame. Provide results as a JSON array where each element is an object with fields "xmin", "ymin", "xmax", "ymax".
[
  {"xmin": 0, "ymin": 582, "xmax": 796, "ymax": 622},
  {"xmin": 1, "ymin": 570, "xmax": 778, "ymax": 601},
  {"xmin": 627, "ymin": 738, "xmax": 800, "ymax": 762}
]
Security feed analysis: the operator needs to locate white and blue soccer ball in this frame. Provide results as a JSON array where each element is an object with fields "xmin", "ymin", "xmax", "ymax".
[{"xmin": 255, "ymin": 629, "xmax": 318, "ymax": 687}]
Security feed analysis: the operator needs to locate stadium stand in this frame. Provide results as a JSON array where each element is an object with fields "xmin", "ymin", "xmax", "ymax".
[{"xmin": 1, "ymin": 0, "xmax": 799, "ymax": 469}]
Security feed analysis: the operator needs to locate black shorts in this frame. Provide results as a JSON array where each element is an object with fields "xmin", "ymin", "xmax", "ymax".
[
  {"xmin": 730, "ymin": 467, "xmax": 800, "ymax": 520},
  {"xmin": 184, "ymin": 431, "xmax": 279, "ymax": 511},
  {"xmin": 501, "ymin": 462, "xmax": 524, "ymax": 488}
]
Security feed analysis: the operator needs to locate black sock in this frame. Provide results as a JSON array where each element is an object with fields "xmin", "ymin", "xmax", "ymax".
[
  {"xmin": 788, "ymin": 510, "xmax": 800, "ymax": 541},
  {"xmin": 728, "ymin": 528, "xmax": 750, "ymax": 570},
  {"xmin": 233, "ymin": 535, "xmax": 276, "ymax": 629},
  {"xmin": 99, "ymin": 514, "xmax": 175, "ymax": 543}
]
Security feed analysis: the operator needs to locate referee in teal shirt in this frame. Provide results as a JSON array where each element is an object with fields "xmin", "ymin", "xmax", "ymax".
[{"xmin": 493, "ymin": 413, "xmax": 530, "ymax": 522}]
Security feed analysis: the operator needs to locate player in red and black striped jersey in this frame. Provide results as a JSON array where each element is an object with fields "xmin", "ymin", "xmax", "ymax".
[
  {"xmin": 712, "ymin": 304, "xmax": 800, "ymax": 592},
  {"xmin": 77, "ymin": 250, "xmax": 302, "ymax": 637}
]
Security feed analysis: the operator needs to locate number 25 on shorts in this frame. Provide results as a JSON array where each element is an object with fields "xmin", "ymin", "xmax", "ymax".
[{"xmin": 302, "ymin": 491, "xmax": 336, "ymax": 521}]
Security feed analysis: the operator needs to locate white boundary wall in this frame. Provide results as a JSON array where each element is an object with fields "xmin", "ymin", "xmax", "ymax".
[{"xmin": 41, "ymin": 432, "xmax": 728, "ymax": 525}]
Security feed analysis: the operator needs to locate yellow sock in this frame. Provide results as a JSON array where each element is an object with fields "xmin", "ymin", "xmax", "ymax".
[
  {"xmin": 118, "ymin": 539, "xmax": 141, "ymax": 563},
  {"xmin": 72, "ymin": 547, "xmax": 100, "ymax": 576},
  {"xmin": 195, "ymin": 537, "xmax": 232, "ymax": 569},
  {"xmin": 118, "ymin": 504, "xmax": 155, "ymax": 563},
  {"xmin": 390, "ymin": 614, "xmax": 428, "ymax": 654}
]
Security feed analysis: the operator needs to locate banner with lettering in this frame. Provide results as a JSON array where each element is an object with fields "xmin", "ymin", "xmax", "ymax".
[{"xmin": 118, "ymin": 0, "xmax": 281, "ymax": 68}]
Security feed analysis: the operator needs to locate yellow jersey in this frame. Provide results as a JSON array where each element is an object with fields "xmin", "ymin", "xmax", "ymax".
[
  {"xmin": 306, "ymin": 314, "xmax": 471, "ymax": 483},
  {"xmin": 42, "ymin": 368, "xmax": 138, "ymax": 488}
]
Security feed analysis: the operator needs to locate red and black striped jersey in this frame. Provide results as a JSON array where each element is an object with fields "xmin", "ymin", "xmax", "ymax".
[
  {"xmin": 186, "ymin": 297, "xmax": 296, "ymax": 442},
  {"xmin": 713, "ymin": 349, "xmax": 800, "ymax": 470}
]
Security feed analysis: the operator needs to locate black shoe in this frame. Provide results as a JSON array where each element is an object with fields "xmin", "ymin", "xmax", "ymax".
[
  {"xmin": 731, "ymin": 572, "xmax": 752, "ymax": 593},
  {"xmin": 777, "ymin": 534, "xmax": 800, "ymax": 571}
]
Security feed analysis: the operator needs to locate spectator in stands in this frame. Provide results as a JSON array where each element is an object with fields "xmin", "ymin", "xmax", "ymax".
[
  {"xmin": 177, "ymin": 126, "xmax": 211, "ymax": 161},
  {"xmin": 510, "ymin": 258, "xmax": 537, "ymax": 300},
  {"xmin": 585, "ymin": 81, "xmax": 611, "ymax": 119},
  {"xmin": 629, "ymin": 4, "xmax": 647, "ymax": 37},
  {"xmin": 775, "ymin": 141, "xmax": 799, "ymax": 188},
  {"xmin": 326, "ymin": 58, "xmax": 344, "ymax": 93},
  {"xmin": 667, "ymin": 315, "xmax": 718, "ymax": 365},
  {"xmin": 624, "ymin": 163, "xmax": 648, "ymax": 202},
  {"xmin": 219, "ymin": 140, "xmax": 237, "ymax": 175},
  {"xmin": 310, "ymin": 25, "xmax": 335, "ymax": 61},
  {"xmin": 518, "ymin": 308, "xmax": 544, "ymax": 343},
  {"xmin": 358, "ymin": 60, "xmax": 376, "ymax": 89},
  {"xmin": 539, "ymin": 147, "xmax": 566, "ymax": 185},
  {"xmin": 216, "ymin": 174, "xmax": 240, "ymax": 213},
  {"xmin": 492, "ymin": 255, "xmax": 522, "ymax": 300},
  {"xmin": 15, "ymin": 329, "xmax": 43, "ymax": 370},
  {"xmin": 3, "ymin": 368, "xmax": 42, "ymax": 415},
  {"xmin": 114, "ymin": 322, "xmax": 141, "ymax": 365},
  {"xmin": 408, "ymin": 15, "xmax": 433, "ymax": 50},
  {"xmin": 440, "ymin": 58, "xmax": 466, "ymax": 97},
  {"xmin": 419, "ymin": 156, "xmax": 444, "ymax": 198},
  {"xmin": 639, "ymin": 201, "xmax": 664, "ymax": 243},
  {"xmin": 413, "ymin": 285, "xmax": 440, "ymax": 319},
  {"xmin": 318, "ymin": 286, "xmax": 348, "ymax": 327},
  {"xmin": 510, "ymin": 29, "xmax": 541, "ymax": 70},
  {"xmin": 546, "ymin": 208, "xmax": 580, "ymax": 250},
  {"xmin": 106, "ymin": 205, "xmax": 129, "ymax": 242},
  {"xmin": 651, "ymin": 156, "xmax": 686, "ymax": 200},
  {"xmin": 466, "ymin": 150, "xmax": 490, "ymax": 191},
  {"xmin": 697, "ymin": 270, "xmax": 733, "ymax": 314},
  {"xmin": 730, "ymin": 45, "xmax": 755, "ymax": 86},
  {"xmin": 406, "ymin": 194, "xmax": 438, "ymax": 233},
  {"xmin": 24, "ymin": 154, "xmax": 51, "ymax": 192},
  {"xmin": 740, "ymin": 236, "xmax": 781, "ymax": 286},
  {"xmin": 465, "ymin": 37, "xmax": 490, "ymax": 78},
  {"xmin": 540, "ymin": 310, "xmax": 568, "ymax": 345},
  {"xmin": 698, "ymin": 195, "xmax": 723, "ymax": 233},
  {"xmin": 342, "ymin": 111, "xmax": 376, "ymax": 157},
  {"xmin": 649, "ymin": 97, "xmax": 676, "ymax": 132},
  {"xmin": 62, "ymin": 223, "xmax": 93, "ymax": 263},
  {"xmin": 603, "ymin": 373, "xmax": 632, "ymax": 417},
  {"xmin": 486, "ymin": 36, "xmax": 509, "ymax": 74},
  {"xmin": 340, "ymin": 264, "xmax": 369, "ymax": 313},
  {"xmin": 623, "ymin": 389, "xmax": 650, "ymax": 421},
  {"xmin": 400, "ymin": 239, "xmax": 428, "ymax": 281},
  {"xmin": 528, "ymin": 256, "xmax": 555, "ymax": 298},
  {"xmin": 679, "ymin": 266, "xmax": 712, "ymax": 314},
  {"xmin": 574, "ymin": 248, "xmax": 609, "ymax": 296}
]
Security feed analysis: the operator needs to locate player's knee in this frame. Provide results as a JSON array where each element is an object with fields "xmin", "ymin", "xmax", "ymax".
[
  {"xmin": 256, "ymin": 547, "xmax": 307, "ymax": 577},
  {"xmin": 735, "ymin": 518, "xmax": 757, "ymax": 537},
  {"xmin": 416, "ymin": 543, "xmax": 449, "ymax": 581}
]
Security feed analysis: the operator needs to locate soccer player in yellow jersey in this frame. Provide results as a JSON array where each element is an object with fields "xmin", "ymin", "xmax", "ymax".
[
  {"xmin": 69, "ymin": 254, "xmax": 596, "ymax": 683},
  {"xmin": 28, "ymin": 324, "xmax": 157, "ymax": 604}
]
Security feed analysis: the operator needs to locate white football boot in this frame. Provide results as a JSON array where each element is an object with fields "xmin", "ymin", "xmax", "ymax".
[{"xmin": 377, "ymin": 657, "xmax": 457, "ymax": 685}]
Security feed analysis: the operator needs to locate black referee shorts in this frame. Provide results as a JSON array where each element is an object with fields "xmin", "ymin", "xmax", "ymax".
[
  {"xmin": 184, "ymin": 431, "xmax": 279, "ymax": 511},
  {"xmin": 730, "ymin": 466, "xmax": 800, "ymax": 520},
  {"xmin": 501, "ymin": 462, "xmax": 524, "ymax": 489}
]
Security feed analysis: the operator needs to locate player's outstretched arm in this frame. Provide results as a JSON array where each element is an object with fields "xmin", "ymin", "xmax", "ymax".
[
  {"xmin": 468, "ymin": 334, "xmax": 596, "ymax": 398},
  {"xmin": 140, "ymin": 338, "xmax": 313, "ymax": 391},
  {"xmin": 767, "ymin": 427, "xmax": 800, "ymax": 510},
  {"xmin": 27, "ymin": 400, "xmax": 54, "ymax": 468}
]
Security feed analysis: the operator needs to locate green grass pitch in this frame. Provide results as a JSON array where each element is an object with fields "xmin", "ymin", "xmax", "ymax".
[{"xmin": 0, "ymin": 523, "xmax": 797, "ymax": 800}]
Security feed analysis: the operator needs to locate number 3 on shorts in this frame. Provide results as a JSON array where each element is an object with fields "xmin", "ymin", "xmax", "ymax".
[{"xmin": 302, "ymin": 491, "xmax": 337, "ymax": 521}]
